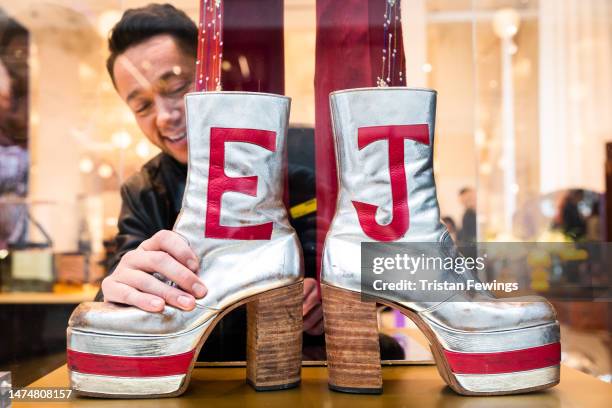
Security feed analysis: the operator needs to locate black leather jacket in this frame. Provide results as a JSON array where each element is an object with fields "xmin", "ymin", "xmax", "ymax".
[{"xmin": 108, "ymin": 153, "xmax": 188, "ymax": 275}]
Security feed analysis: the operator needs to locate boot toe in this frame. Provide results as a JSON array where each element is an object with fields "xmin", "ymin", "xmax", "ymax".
[
  {"xmin": 68, "ymin": 301, "xmax": 204, "ymax": 336},
  {"xmin": 421, "ymin": 294, "xmax": 557, "ymax": 333}
]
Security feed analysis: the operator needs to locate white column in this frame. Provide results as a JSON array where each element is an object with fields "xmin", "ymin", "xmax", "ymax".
[
  {"xmin": 539, "ymin": 0, "xmax": 612, "ymax": 194},
  {"xmin": 401, "ymin": 0, "xmax": 427, "ymax": 87},
  {"xmin": 493, "ymin": 8, "xmax": 521, "ymax": 233},
  {"xmin": 500, "ymin": 36, "xmax": 516, "ymax": 233},
  {"xmin": 29, "ymin": 34, "xmax": 82, "ymax": 252}
]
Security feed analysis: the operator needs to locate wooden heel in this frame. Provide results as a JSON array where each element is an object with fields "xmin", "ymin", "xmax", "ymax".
[
  {"xmin": 321, "ymin": 284, "xmax": 382, "ymax": 394},
  {"xmin": 246, "ymin": 281, "xmax": 303, "ymax": 391}
]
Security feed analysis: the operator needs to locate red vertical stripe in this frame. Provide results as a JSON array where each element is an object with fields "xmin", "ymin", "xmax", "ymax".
[
  {"xmin": 196, "ymin": 0, "xmax": 223, "ymax": 91},
  {"xmin": 314, "ymin": 0, "xmax": 406, "ymax": 282},
  {"xmin": 444, "ymin": 342, "xmax": 561, "ymax": 375},
  {"xmin": 67, "ymin": 349, "xmax": 196, "ymax": 377}
]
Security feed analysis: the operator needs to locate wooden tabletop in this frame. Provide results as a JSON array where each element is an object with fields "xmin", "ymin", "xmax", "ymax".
[{"xmin": 11, "ymin": 364, "xmax": 612, "ymax": 407}]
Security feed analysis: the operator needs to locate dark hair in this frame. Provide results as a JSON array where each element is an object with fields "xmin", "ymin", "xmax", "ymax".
[{"xmin": 106, "ymin": 3, "xmax": 197, "ymax": 82}]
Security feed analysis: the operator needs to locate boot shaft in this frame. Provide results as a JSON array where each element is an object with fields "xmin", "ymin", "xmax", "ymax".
[
  {"xmin": 322, "ymin": 87, "xmax": 448, "ymax": 289},
  {"xmin": 176, "ymin": 92, "xmax": 302, "ymax": 308},
  {"xmin": 329, "ymin": 87, "xmax": 445, "ymax": 243},
  {"xmin": 181, "ymin": 91, "xmax": 290, "ymax": 231}
]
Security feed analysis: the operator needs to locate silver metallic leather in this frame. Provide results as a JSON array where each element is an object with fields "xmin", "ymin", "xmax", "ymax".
[
  {"xmin": 69, "ymin": 91, "xmax": 303, "ymax": 344},
  {"xmin": 428, "ymin": 320, "xmax": 560, "ymax": 353},
  {"xmin": 454, "ymin": 366, "xmax": 560, "ymax": 394},
  {"xmin": 322, "ymin": 87, "xmax": 446, "ymax": 305},
  {"xmin": 69, "ymin": 319, "xmax": 207, "ymax": 356},
  {"xmin": 321, "ymin": 87, "xmax": 560, "ymax": 362},
  {"xmin": 420, "ymin": 292, "xmax": 556, "ymax": 332},
  {"xmin": 70, "ymin": 373, "xmax": 186, "ymax": 396}
]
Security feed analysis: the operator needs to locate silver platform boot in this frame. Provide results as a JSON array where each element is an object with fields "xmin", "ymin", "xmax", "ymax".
[
  {"xmin": 321, "ymin": 87, "xmax": 560, "ymax": 395},
  {"xmin": 67, "ymin": 92, "xmax": 304, "ymax": 397}
]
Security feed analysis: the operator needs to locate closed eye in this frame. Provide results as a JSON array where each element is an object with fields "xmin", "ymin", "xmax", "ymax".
[
  {"xmin": 165, "ymin": 81, "xmax": 190, "ymax": 96},
  {"xmin": 134, "ymin": 101, "xmax": 152, "ymax": 115}
]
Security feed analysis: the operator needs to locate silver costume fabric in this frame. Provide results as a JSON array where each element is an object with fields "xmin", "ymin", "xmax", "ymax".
[
  {"xmin": 69, "ymin": 92, "xmax": 303, "ymax": 337},
  {"xmin": 322, "ymin": 87, "xmax": 446, "ymax": 296},
  {"xmin": 321, "ymin": 87, "xmax": 559, "ymax": 356}
]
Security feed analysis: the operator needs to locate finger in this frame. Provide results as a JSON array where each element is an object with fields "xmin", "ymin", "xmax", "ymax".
[
  {"xmin": 303, "ymin": 278, "xmax": 318, "ymax": 295},
  {"xmin": 127, "ymin": 249, "xmax": 207, "ymax": 298},
  {"xmin": 113, "ymin": 268, "xmax": 198, "ymax": 311},
  {"xmin": 302, "ymin": 288, "xmax": 320, "ymax": 315},
  {"xmin": 303, "ymin": 303, "xmax": 323, "ymax": 332},
  {"xmin": 140, "ymin": 230, "xmax": 199, "ymax": 272},
  {"xmin": 102, "ymin": 278, "xmax": 165, "ymax": 312},
  {"xmin": 305, "ymin": 317, "xmax": 324, "ymax": 336}
]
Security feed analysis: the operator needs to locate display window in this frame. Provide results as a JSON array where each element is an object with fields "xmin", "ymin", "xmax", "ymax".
[{"xmin": 0, "ymin": 0, "xmax": 610, "ymax": 403}]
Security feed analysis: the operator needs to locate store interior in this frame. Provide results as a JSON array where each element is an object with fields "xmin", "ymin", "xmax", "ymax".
[{"xmin": 0, "ymin": 0, "xmax": 610, "ymax": 389}]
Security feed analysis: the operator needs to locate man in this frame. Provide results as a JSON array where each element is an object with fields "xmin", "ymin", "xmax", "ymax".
[
  {"xmin": 457, "ymin": 187, "xmax": 476, "ymax": 245},
  {"xmin": 100, "ymin": 4, "xmax": 323, "ymax": 360},
  {"xmin": 555, "ymin": 189, "xmax": 586, "ymax": 240}
]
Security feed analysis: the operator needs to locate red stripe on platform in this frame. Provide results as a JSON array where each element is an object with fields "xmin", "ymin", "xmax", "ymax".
[
  {"xmin": 444, "ymin": 342, "xmax": 561, "ymax": 375},
  {"xmin": 67, "ymin": 349, "xmax": 195, "ymax": 377}
]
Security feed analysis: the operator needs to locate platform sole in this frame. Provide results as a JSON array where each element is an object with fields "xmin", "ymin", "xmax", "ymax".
[
  {"xmin": 321, "ymin": 284, "xmax": 561, "ymax": 395},
  {"xmin": 67, "ymin": 281, "xmax": 303, "ymax": 398}
]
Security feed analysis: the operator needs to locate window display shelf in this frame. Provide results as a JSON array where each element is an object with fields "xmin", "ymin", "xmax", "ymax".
[
  {"xmin": 0, "ymin": 286, "xmax": 98, "ymax": 304},
  {"xmin": 17, "ymin": 364, "xmax": 611, "ymax": 407}
]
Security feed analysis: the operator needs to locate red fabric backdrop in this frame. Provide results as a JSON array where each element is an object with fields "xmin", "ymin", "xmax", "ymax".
[
  {"xmin": 196, "ymin": 0, "xmax": 285, "ymax": 94},
  {"xmin": 314, "ymin": 0, "xmax": 406, "ymax": 280},
  {"xmin": 221, "ymin": 0, "xmax": 284, "ymax": 95}
]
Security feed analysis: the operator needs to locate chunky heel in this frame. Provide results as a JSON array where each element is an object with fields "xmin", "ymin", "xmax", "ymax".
[
  {"xmin": 246, "ymin": 280, "xmax": 303, "ymax": 391},
  {"xmin": 321, "ymin": 284, "xmax": 382, "ymax": 394}
]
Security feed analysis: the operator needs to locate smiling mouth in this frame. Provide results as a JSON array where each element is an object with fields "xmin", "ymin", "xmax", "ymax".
[{"xmin": 162, "ymin": 133, "xmax": 186, "ymax": 143}]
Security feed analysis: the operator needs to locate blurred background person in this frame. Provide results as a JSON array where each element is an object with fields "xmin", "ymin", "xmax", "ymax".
[
  {"xmin": 553, "ymin": 189, "xmax": 586, "ymax": 241},
  {"xmin": 457, "ymin": 187, "xmax": 476, "ymax": 244},
  {"xmin": 585, "ymin": 200, "xmax": 601, "ymax": 242}
]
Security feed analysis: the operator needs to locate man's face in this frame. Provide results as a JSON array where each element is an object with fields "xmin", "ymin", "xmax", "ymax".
[{"xmin": 113, "ymin": 34, "xmax": 195, "ymax": 164}]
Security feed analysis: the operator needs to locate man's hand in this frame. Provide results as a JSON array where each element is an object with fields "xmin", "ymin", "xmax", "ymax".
[
  {"xmin": 303, "ymin": 277, "xmax": 324, "ymax": 335},
  {"xmin": 101, "ymin": 230, "xmax": 207, "ymax": 312}
]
